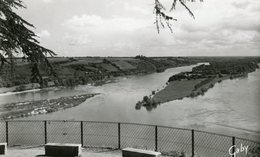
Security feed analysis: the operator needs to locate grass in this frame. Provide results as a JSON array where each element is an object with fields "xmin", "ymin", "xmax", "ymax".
[
  {"xmin": 100, "ymin": 63, "xmax": 119, "ymax": 72},
  {"xmin": 152, "ymin": 79, "xmax": 204, "ymax": 103},
  {"xmin": 0, "ymin": 56, "xmax": 198, "ymax": 89},
  {"xmin": 152, "ymin": 75, "xmax": 234, "ymax": 104},
  {"xmin": 112, "ymin": 61, "xmax": 136, "ymax": 70}
]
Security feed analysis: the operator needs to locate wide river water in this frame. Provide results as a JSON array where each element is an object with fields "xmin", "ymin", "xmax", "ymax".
[{"xmin": 0, "ymin": 64, "xmax": 259, "ymax": 141}]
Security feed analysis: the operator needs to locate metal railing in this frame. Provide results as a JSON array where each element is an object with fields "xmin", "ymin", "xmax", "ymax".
[{"xmin": 0, "ymin": 120, "xmax": 259, "ymax": 157}]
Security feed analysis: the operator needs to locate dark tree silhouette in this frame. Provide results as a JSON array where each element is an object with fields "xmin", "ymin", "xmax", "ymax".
[
  {"xmin": 0, "ymin": 0, "xmax": 56, "ymax": 85},
  {"xmin": 154, "ymin": 0, "xmax": 203, "ymax": 33}
]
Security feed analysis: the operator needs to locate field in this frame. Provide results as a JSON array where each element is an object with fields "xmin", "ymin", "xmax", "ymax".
[
  {"xmin": 0, "ymin": 56, "xmax": 259, "ymax": 92},
  {"xmin": 0, "ymin": 56, "xmax": 196, "ymax": 90},
  {"xmin": 152, "ymin": 79, "xmax": 204, "ymax": 103}
]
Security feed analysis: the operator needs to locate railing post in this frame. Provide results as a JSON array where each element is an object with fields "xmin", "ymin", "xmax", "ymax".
[
  {"xmin": 155, "ymin": 125, "xmax": 158, "ymax": 152},
  {"xmin": 81, "ymin": 121, "xmax": 84, "ymax": 146},
  {"xmin": 5, "ymin": 121, "xmax": 8, "ymax": 146},
  {"xmin": 118, "ymin": 123, "xmax": 121, "ymax": 149},
  {"xmin": 191, "ymin": 129, "xmax": 195, "ymax": 157},
  {"xmin": 232, "ymin": 137, "xmax": 236, "ymax": 157},
  {"xmin": 44, "ymin": 121, "xmax": 47, "ymax": 144}
]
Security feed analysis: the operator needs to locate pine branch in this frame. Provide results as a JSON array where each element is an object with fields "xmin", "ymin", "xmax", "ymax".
[
  {"xmin": 154, "ymin": 0, "xmax": 178, "ymax": 33},
  {"xmin": 0, "ymin": 0, "xmax": 57, "ymax": 86},
  {"xmin": 170, "ymin": 0, "xmax": 178, "ymax": 11},
  {"xmin": 154, "ymin": 0, "xmax": 202, "ymax": 33},
  {"xmin": 179, "ymin": 0, "xmax": 195, "ymax": 19}
]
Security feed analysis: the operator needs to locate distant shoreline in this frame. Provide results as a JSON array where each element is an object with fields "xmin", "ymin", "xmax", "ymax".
[{"xmin": 0, "ymin": 56, "xmax": 197, "ymax": 93}]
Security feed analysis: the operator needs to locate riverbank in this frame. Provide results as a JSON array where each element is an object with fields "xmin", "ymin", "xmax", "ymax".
[
  {"xmin": 0, "ymin": 56, "xmax": 197, "ymax": 92},
  {"xmin": 0, "ymin": 94, "xmax": 97, "ymax": 120},
  {"xmin": 1, "ymin": 62, "xmax": 259, "ymax": 142},
  {"xmin": 2, "ymin": 56, "xmax": 259, "ymax": 93}
]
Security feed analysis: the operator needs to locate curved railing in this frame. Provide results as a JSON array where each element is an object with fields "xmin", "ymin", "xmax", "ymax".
[{"xmin": 0, "ymin": 120, "xmax": 259, "ymax": 157}]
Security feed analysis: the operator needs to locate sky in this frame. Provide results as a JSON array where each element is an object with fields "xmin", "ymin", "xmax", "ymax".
[{"xmin": 16, "ymin": 0, "xmax": 260, "ymax": 57}]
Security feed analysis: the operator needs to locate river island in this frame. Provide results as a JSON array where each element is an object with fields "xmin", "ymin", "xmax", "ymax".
[
  {"xmin": 136, "ymin": 60, "xmax": 259, "ymax": 110},
  {"xmin": 0, "ymin": 56, "xmax": 260, "ymax": 117}
]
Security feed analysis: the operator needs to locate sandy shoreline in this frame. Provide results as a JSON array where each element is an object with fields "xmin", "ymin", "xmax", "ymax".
[{"xmin": 0, "ymin": 94, "xmax": 97, "ymax": 120}]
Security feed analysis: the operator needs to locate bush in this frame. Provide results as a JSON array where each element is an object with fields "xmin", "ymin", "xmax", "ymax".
[{"xmin": 143, "ymin": 96, "xmax": 149, "ymax": 102}]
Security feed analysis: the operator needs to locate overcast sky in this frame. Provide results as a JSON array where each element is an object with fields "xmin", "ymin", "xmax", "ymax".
[{"xmin": 17, "ymin": 0, "xmax": 260, "ymax": 57}]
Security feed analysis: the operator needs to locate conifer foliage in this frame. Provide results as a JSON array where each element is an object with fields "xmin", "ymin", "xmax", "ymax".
[{"xmin": 0, "ymin": 0, "xmax": 56, "ymax": 85}]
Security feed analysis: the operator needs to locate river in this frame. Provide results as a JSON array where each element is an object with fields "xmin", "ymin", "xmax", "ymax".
[{"xmin": 0, "ymin": 63, "xmax": 259, "ymax": 141}]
